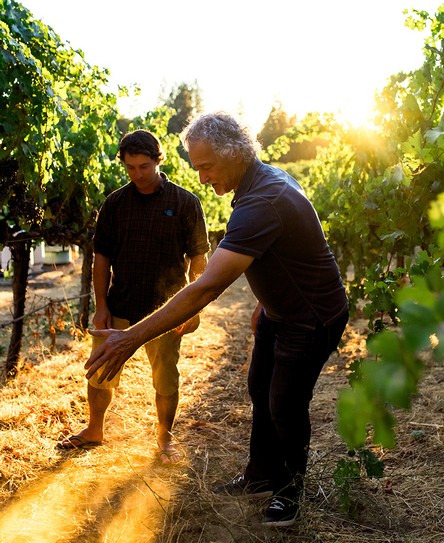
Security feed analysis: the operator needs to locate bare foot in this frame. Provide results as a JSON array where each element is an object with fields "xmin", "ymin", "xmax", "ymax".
[
  {"xmin": 157, "ymin": 432, "xmax": 181, "ymax": 464},
  {"xmin": 57, "ymin": 429, "xmax": 103, "ymax": 450},
  {"xmin": 57, "ymin": 433, "xmax": 103, "ymax": 450}
]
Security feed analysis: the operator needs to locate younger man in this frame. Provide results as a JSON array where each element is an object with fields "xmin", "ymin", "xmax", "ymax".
[{"xmin": 58, "ymin": 129, "xmax": 209, "ymax": 463}]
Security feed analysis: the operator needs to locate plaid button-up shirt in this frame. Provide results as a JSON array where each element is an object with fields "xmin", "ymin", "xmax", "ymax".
[{"xmin": 94, "ymin": 174, "xmax": 210, "ymax": 324}]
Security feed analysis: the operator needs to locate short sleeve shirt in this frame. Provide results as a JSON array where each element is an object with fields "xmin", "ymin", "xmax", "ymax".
[
  {"xmin": 219, "ymin": 160, "xmax": 348, "ymax": 328},
  {"xmin": 94, "ymin": 174, "xmax": 210, "ymax": 324}
]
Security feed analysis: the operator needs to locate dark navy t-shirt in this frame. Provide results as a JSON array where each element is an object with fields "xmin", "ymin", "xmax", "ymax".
[{"xmin": 219, "ymin": 159, "xmax": 348, "ymax": 329}]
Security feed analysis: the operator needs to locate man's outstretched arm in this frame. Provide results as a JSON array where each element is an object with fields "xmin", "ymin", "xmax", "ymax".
[{"xmin": 84, "ymin": 248, "xmax": 253, "ymax": 383}]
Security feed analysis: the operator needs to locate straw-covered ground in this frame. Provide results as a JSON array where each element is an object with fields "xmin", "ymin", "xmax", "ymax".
[{"xmin": 0, "ymin": 259, "xmax": 442, "ymax": 543}]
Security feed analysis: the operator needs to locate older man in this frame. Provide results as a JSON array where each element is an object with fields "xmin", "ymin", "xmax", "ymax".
[{"xmin": 85, "ymin": 113, "xmax": 348, "ymax": 526}]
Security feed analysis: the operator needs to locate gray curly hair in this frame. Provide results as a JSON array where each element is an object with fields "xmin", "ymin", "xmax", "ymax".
[{"xmin": 180, "ymin": 112, "xmax": 261, "ymax": 163}]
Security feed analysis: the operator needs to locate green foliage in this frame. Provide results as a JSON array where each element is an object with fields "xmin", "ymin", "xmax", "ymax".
[
  {"xmin": 361, "ymin": 264, "xmax": 406, "ymax": 333},
  {"xmin": 259, "ymin": 104, "xmax": 327, "ymax": 163},
  {"xmin": 332, "ymin": 164, "xmax": 444, "ymax": 514},
  {"xmin": 298, "ymin": 11, "xmax": 444, "ymax": 326},
  {"xmin": 338, "ymin": 239, "xmax": 443, "ymax": 453},
  {"xmin": 260, "ymin": 112, "xmax": 336, "ymax": 163},
  {"xmin": 271, "ymin": 160, "xmax": 313, "ymax": 181},
  {"xmin": 0, "ymin": 0, "xmax": 124, "ymax": 371},
  {"xmin": 333, "ymin": 449, "xmax": 383, "ymax": 515},
  {"xmin": 333, "ymin": 458, "xmax": 361, "ymax": 515},
  {"xmin": 0, "ymin": 0, "xmax": 121, "ymax": 247}
]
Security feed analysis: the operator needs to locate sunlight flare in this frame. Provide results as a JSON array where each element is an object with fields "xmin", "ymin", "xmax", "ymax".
[{"xmin": 0, "ymin": 455, "xmax": 172, "ymax": 543}]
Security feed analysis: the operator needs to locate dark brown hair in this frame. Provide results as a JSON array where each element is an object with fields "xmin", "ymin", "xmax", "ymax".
[{"xmin": 117, "ymin": 129, "xmax": 165, "ymax": 163}]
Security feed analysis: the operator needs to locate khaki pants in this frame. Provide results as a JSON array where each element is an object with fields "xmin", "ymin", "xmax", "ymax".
[{"xmin": 88, "ymin": 316, "xmax": 181, "ymax": 396}]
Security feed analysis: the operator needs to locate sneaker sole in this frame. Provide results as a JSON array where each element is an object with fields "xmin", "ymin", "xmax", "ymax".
[
  {"xmin": 215, "ymin": 489, "xmax": 273, "ymax": 498},
  {"xmin": 261, "ymin": 515, "xmax": 297, "ymax": 527},
  {"xmin": 240, "ymin": 489, "xmax": 273, "ymax": 498}
]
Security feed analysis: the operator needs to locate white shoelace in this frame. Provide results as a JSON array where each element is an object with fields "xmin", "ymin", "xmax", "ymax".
[{"xmin": 268, "ymin": 499, "xmax": 285, "ymax": 511}]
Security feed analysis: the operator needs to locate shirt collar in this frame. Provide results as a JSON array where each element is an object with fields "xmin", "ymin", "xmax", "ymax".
[
  {"xmin": 231, "ymin": 158, "xmax": 261, "ymax": 207},
  {"xmin": 130, "ymin": 171, "xmax": 168, "ymax": 197},
  {"xmin": 158, "ymin": 171, "xmax": 168, "ymax": 192}
]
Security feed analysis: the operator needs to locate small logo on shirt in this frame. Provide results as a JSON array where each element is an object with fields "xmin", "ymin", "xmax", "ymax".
[{"xmin": 163, "ymin": 209, "xmax": 174, "ymax": 216}]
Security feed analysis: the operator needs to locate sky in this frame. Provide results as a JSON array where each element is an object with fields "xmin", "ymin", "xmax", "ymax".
[{"xmin": 18, "ymin": 0, "xmax": 444, "ymax": 132}]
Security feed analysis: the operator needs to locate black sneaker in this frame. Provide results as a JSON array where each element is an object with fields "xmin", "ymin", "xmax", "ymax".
[
  {"xmin": 262, "ymin": 496, "xmax": 300, "ymax": 527},
  {"xmin": 213, "ymin": 474, "xmax": 273, "ymax": 498}
]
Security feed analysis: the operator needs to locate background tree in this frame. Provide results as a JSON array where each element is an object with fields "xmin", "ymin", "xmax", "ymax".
[
  {"xmin": 0, "ymin": 0, "xmax": 122, "ymax": 378},
  {"xmin": 164, "ymin": 81, "xmax": 203, "ymax": 134},
  {"xmin": 258, "ymin": 102, "xmax": 326, "ymax": 162},
  {"xmin": 257, "ymin": 102, "xmax": 294, "ymax": 149}
]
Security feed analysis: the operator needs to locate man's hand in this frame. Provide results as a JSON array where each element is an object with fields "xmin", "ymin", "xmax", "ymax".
[
  {"xmin": 92, "ymin": 306, "xmax": 112, "ymax": 330},
  {"xmin": 85, "ymin": 328, "xmax": 137, "ymax": 383},
  {"xmin": 174, "ymin": 314, "xmax": 200, "ymax": 336}
]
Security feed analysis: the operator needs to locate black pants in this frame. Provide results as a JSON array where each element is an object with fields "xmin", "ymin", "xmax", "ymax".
[{"xmin": 245, "ymin": 310, "xmax": 349, "ymax": 493}]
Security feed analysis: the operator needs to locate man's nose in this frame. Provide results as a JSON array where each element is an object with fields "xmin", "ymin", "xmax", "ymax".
[{"xmin": 199, "ymin": 172, "xmax": 208, "ymax": 184}]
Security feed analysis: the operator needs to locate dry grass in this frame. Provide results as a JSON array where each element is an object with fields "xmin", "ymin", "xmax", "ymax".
[{"xmin": 0, "ymin": 262, "xmax": 443, "ymax": 542}]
